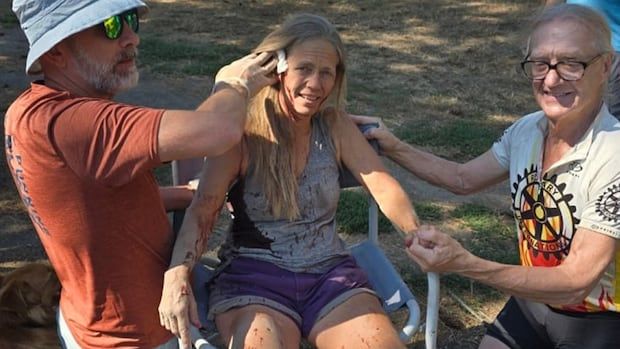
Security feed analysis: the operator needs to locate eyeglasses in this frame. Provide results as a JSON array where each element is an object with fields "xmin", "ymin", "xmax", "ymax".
[
  {"xmin": 101, "ymin": 9, "xmax": 139, "ymax": 40},
  {"xmin": 520, "ymin": 54, "xmax": 603, "ymax": 81}
]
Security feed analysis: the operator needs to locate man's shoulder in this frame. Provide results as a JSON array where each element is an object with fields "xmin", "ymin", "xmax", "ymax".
[
  {"xmin": 6, "ymin": 83, "xmax": 156, "ymax": 127},
  {"xmin": 6, "ymin": 83, "xmax": 60, "ymax": 130},
  {"xmin": 581, "ymin": 109, "xmax": 620, "ymax": 176},
  {"xmin": 516, "ymin": 110, "xmax": 545, "ymax": 126},
  {"xmin": 8, "ymin": 83, "xmax": 80, "ymax": 122},
  {"xmin": 504, "ymin": 110, "xmax": 545, "ymax": 137},
  {"xmin": 591, "ymin": 113, "xmax": 620, "ymax": 151},
  {"xmin": 12, "ymin": 82, "xmax": 68, "ymax": 102}
]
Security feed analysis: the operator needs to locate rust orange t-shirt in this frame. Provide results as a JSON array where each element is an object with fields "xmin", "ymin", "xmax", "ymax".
[{"xmin": 4, "ymin": 82, "xmax": 173, "ymax": 348}]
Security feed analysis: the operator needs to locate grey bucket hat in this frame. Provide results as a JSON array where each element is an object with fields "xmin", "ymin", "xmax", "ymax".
[{"xmin": 12, "ymin": 0, "xmax": 148, "ymax": 75}]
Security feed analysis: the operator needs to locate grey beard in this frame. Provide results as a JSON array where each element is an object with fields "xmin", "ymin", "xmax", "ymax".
[{"xmin": 74, "ymin": 46, "xmax": 139, "ymax": 95}]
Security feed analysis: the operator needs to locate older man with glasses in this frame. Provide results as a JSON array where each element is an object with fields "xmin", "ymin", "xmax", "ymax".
[
  {"xmin": 544, "ymin": 0, "xmax": 620, "ymax": 120},
  {"xmin": 5, "ymin": 1, "xmax": 276, "ymax": 348},
  {"xmin": 353, "ymin": 4, "xmax": 620, "ymax": 349}
]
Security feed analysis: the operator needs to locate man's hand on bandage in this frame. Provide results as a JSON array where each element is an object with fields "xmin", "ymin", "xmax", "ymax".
[{"xmin": 213, "ymin": 52, "xmax": 278, "ymax": 99}]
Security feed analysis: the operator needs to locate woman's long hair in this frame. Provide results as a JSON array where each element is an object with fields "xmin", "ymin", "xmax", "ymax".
[{"xmin": 246, "ymin": 13, "xmax": 347, "ymax": 220}]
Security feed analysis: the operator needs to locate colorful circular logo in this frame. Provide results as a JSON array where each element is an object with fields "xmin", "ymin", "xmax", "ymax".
[{"xmin": 512, "ymin": 166, "xmax": 577, "ymax": 265}]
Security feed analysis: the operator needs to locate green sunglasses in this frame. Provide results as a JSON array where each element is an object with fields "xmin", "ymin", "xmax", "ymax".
[{"xmin": 101, "ymin": 8, "xmax": 139, "ymax": 40}]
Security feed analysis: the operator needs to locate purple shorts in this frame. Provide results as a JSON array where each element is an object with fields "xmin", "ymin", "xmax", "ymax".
[{"xmin": 208, "ymin": 255, "xmax": 376, "ymax": 337}]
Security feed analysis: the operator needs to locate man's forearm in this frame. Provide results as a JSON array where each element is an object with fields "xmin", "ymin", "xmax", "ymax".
[
  {"xmin": 158, "ymin": 87, "xmax": 247, "ymax": 163},
  {"xmin": 387, "ymin": 140, "xmax": 469, "ymax": 194},
  {"xmin": 160, "ymin": 185, "xmax": 194, "ymax": 212},
  {"xmin": 458, "ymin": 253, "xmax": 594, "ymax": 305},
  {"xmin": 194, "ymin": 86, "xmax": 247, "ymax": 151}
]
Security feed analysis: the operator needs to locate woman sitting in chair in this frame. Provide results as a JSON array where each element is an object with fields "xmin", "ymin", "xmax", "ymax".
[{"xmin": 159, "ymin": 13, "xmax": 422, "ymax": 349}]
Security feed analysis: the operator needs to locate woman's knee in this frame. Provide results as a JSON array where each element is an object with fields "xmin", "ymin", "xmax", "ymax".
[
  {"xmin": 216, "ymin": 305, "xmax": 300, "ymax": 349},
  {"xmin": 309, "ymin": 293, "xmax": 404, "ymax": 349}
]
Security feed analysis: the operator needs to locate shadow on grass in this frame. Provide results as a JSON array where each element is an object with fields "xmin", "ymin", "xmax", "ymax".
[{"xmin": 139, "ymin": 0, "xmax": 539, "ymax": 156}]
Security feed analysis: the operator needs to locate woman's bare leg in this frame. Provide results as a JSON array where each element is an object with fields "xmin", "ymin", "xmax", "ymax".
[
  {"xmin": 215, "ymin": 304, "xmax": 301, "ymax": 349},
  {"xmin": 308, "ymin": 293, "xmax": 405, "ymax": 349}
]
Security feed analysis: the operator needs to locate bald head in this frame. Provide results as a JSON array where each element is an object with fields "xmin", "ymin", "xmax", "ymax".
[{"xmin": 525, "ymin": 4, "xmax": 612, "ymax": 58}]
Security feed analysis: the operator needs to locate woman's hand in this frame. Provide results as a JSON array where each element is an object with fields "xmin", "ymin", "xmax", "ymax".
[{"xmin": 158, "ymin": 266, "xmax": 200, "ymax": 349}]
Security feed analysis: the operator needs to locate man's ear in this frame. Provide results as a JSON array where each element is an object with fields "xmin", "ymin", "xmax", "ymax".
[{"xmin": 39, "ymin": 44, "xmax": 68, "ymax": 69}]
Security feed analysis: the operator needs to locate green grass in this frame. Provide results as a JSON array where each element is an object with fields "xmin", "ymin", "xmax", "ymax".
[
  {"xmin": 336, "ymin": 189, "xmax": 392, "ymax": 234},
  {"xmin": 439, "ymin": 203, "xmax": 518, "ymax": 298},
  {"xmin": 399, "ymin": 202, "xmax": 518, "ymax": 304},
  {"xmin": 452, "ymin": 203, "xmax": 518, "ymax": 265},
  {"xmin": 139, "ymin": 37, "xmax": 245, "ymax": 77},
  {"xmin": 398, "ymin": 118, "xmax": 508, "ymax": 160},
  {"xmin": 336, "ymin": 190, "xmax": 445, "ymax": 235},
  {"xmin": 415, "ymin": 202, "xmax": 444, "ymax": 221}
]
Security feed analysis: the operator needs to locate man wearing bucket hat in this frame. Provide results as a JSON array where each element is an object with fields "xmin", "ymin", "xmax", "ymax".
[{"xmin": 5, "ymin": 0, "xmax": 277, "ymax": 348}]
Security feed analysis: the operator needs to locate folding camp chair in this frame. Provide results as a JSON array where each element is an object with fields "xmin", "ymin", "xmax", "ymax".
[
  {"xmin": 337, "ymin": 140, "xmax": 439, "ymax": 349},
  {"xmin": 170, "ymin": 129, "xmax": 439, "ymax": 349}
]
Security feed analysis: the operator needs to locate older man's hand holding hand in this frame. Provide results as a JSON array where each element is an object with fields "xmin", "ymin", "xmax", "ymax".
[{"xmin": 405, "ymin": 225, "xmax": 469, "ymax": 274}]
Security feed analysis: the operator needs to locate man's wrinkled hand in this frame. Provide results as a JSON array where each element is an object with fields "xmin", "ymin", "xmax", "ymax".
[
  {"xmin": 405, "ymin": 225, "xmax": 466, "ymax": 273},
  {"xmin": 348, "ymin": 114, "xmax": 401, "ymax": 154}
]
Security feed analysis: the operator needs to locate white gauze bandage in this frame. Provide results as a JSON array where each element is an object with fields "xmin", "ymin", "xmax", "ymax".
[{"xmin": 276, "ymin": 49, "xmax": 288, "ymax": 74}]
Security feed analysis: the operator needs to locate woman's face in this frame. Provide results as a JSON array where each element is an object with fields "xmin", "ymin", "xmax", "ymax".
[{"xmin": 279, "ymin": 38, "xmax": 340, "ymax": 120}]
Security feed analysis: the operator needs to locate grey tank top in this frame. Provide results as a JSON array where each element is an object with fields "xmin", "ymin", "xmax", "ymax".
[{"xmin": 219, "ymin": 117, "xmax": 349, "ymax": 273}]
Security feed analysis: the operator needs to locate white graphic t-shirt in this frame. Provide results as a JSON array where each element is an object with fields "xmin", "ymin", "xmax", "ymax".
[{"xmin": 492, "ymin": 105, "xmax": 620, "ymax": 312}]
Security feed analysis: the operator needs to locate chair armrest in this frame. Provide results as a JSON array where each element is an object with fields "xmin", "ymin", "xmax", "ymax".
[
  {"xmin": 400, "ymin": 298, "xmax": 421, "ymax": 342},
  {"xmin": 188, "ymin": 326, "xmax": 218, "ymax": 349},
  {"xmin": 399, "ymin": 272, "xmax": 440, "ymax": 348},
  {"xmin": 425, "ymin": 272, "xmax": 440, "ymax": 349}
]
